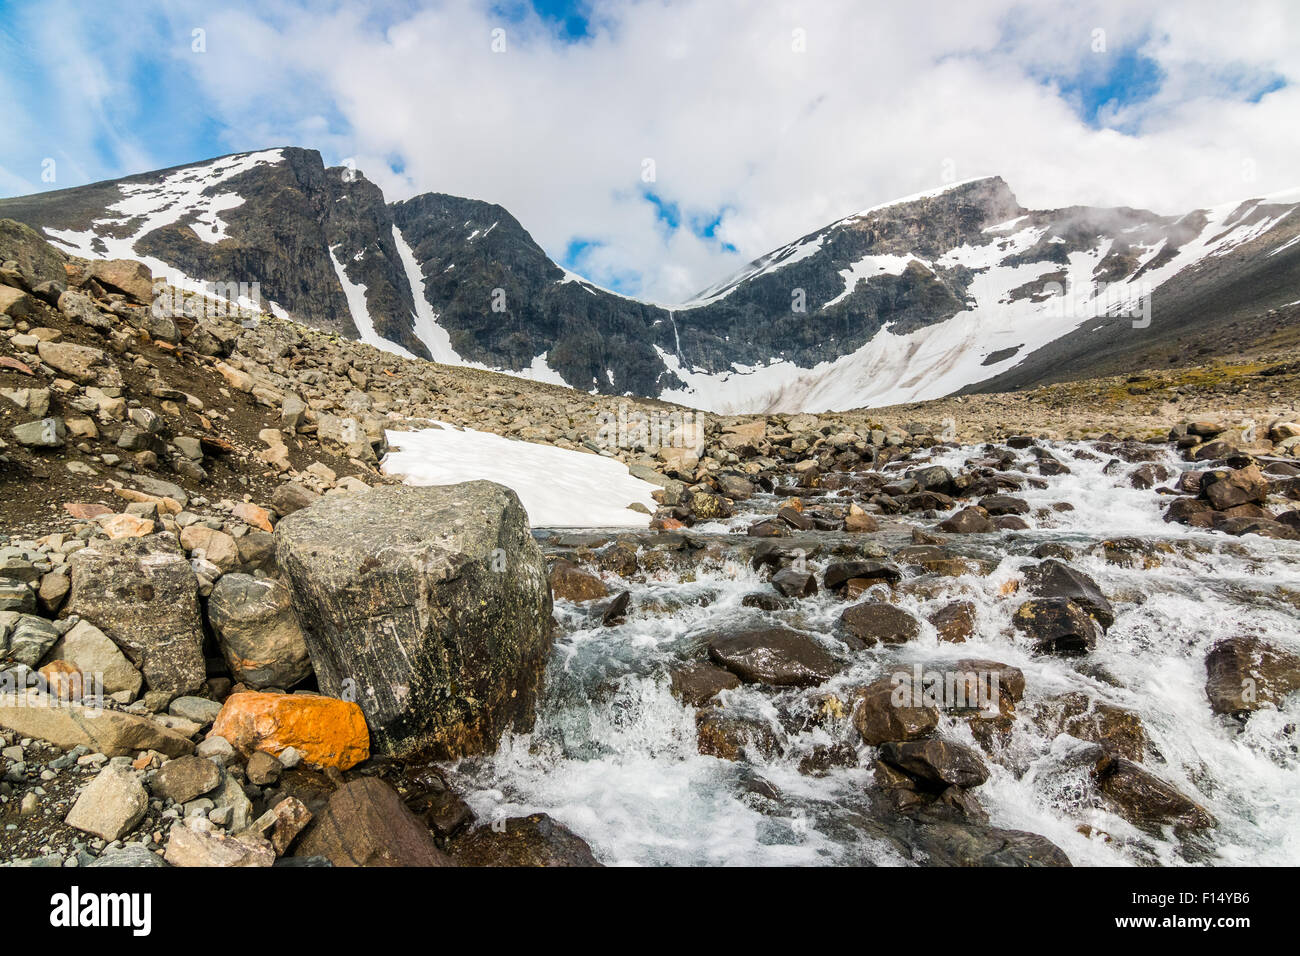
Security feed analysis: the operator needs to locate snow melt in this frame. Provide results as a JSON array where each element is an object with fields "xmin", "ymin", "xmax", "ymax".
[{"xmin": 382, "ymin": 423, "xmax": 658, "ymax": 528}]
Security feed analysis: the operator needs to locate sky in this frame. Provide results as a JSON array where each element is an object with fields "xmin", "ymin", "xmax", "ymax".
[{"xmin": 0, "ymin": 0, "xmax": 1296, "ymax": 303}]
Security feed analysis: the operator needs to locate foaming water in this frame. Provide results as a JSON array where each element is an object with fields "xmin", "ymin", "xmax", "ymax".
[{"xmin": 455, "ymin": 441, "xmax": 1300, "ymax": 866}]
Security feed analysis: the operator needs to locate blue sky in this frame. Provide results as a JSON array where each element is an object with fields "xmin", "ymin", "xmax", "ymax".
[{"xmin": 0, "ymin": 0, "xmax": 1295, "ymax": 302}]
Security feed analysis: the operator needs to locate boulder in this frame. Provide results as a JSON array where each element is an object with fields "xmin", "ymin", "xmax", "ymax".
[
  {"xmin": 1022, "ymin": 559, "xmax": 1115, "ymax": 628},
  {"xmin": 1013, "ymin": 597, "xmax": 1100, "ymax": 655},
  {"xmin": 87, "ymin": 259, "xmax": 152, "ymax": 303},
  {"xmin": 65, "ymin": 534, "xmax": 205, "ymax": 698},
  {"xmin": 1203, "ymin": 465, "xmax": 1270, "ymax": 510},
  {"xmin": 668, "ymin": 662, "xmax": 741, "ymax": 706},
  {"xmin": 929, "ymin": 600, "xmax": 976, "ymax": 643},
  {"xmin": 208, "ymin": 692, "xmax": 369, "ymax": 770},
  {"xmin": 46, "ymin": 620, "xmax": 143, "ymax": 698},
  {"xmin": 1091, "ymin": 751, "xmax": 1215, "ymax": 832},
  {"xmin": 707, "ymin": 627, "xmax": 840, "ymax": 687},
  {"xmin": 0, "ymin": 690, "xmax": 194, "ymax": 757},
  {"xmin": 840, "ymin": 601, "xmax": 921, "ymax": 646},
  {"xmin": 164, "ymin": 823, "xmax": 275, "ymax": 867},
  {"xmin": 548, "ymin": 560, "xmax": 608, "ymax": 602},
  {"xmin": 936, "ymin": 506, "xmax": 995, "ymax": 534},
  {"xmin": 65, "ymin": 765, "xmax": 148, "ymax": 841},
  {"xmin": 1204, "ymin": 636, "xmax": 1300, "ymax": 717},
  {"xmin": 852, "ymin": 678, "xmax": 939, "ymax": 745},
  {"xmin": 450, "ymin": 813, "xmax": 601, "ymax": 866},
  {"xmin": 823, "ymin": 560, "xmax": 900, "ymax": 591},
  {"xmin": 878, "ymin": 739, "xmax": 989, "ymax": 789},
  {"xmin": 149, "ymin": 754, "xmax": 221, "ymax": 804},
  {"xmin": 294, "ymin": 778, "xmax": 452, "ymax": 866},
  {"xmin": 0, "ymin": 218, "xmax": 66, "ymax": 294},
  {"xmin": 275, "ymin": 482, "xmax": 553, "ymax": 758},
  {"xmin": 36, "ymin": 340, "xmax": 106, "ymax": 384},
  {"xmin": 207, "ymin": 574, "xmax": 311, "ymax": 689},
  {"xmin": 695, "ymin": 707, "xmax": 781, "ymax": 760},
  {"xmin": 269, "ymin": 482, "xmax": 319, "ymax": 517}
]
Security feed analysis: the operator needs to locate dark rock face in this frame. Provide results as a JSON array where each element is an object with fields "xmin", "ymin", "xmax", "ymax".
[
  {"xmin": 390, "ymin": 192, "xmax": 679, "ymax": 396},
  {"xmin": 852, "ymin": 678, "xmax": 939, "ymax": 745},
  {"xmin": 1090, "ymin": 751, "xmax": 1216, "ymax": 832},
  {"xmin": 706, "ymin": 627, "xmax": 841, "ymax": 687},
  {"xmin": 275, "ymin": 481, "xmax": 554, "ymax": 759},
  {"xmin": 450, "ymin": 813, "xmax": 602, "ymax": 866},
  {"xmin": 295, "ymin": 778, "xmax": 452, "ymax": 866},
  {"xmin": 65, "ymin": 533, "xmax": 205, "ymax": 699}
]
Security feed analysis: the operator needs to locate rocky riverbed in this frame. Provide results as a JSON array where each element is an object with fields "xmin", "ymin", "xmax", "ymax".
[{"xmin": 2, "ymin": 220, "xmax": 1298, "ymax": 866}]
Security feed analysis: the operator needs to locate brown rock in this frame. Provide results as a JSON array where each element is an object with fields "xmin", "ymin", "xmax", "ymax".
[
  {"xmin": 840, "ymin": 601, "xmax": 921, "ymax": 646},
  {"xmin": 668, "ymin": 662, "xmax": 741, "ymax": 706},
  {"xmin": 929, "ymin": 600, "xmax": 976, "ymax": 643},
  {"xmin": 548, "ymin": 560, "xmax": 608, "ymax": 602},
  {"xmin": 851, "ymin": 677, "xmax": 939, "ymax": 745},
  {"xmin": 450, "ymin": 813, "xmax": 601, "ymax": 866},
  {"xmin": 295, "ymin": 778, "xmax": 452, "ymax": 866}
]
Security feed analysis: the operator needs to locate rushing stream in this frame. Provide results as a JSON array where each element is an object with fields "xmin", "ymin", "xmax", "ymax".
[{"xmin": 451, "ymin": 442, "xmax": 1300, "ymax": 866}]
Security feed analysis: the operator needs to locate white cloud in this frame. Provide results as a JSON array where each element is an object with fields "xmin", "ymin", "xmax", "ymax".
[{"xmin": 5, "ymin": 0, "xmax": 1298, "ymax": 303}]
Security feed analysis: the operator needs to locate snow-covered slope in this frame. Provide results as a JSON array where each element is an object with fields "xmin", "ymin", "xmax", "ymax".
[{"xmin": 3, "ymin": 153, "xmax": 1297, "ymax": 412}]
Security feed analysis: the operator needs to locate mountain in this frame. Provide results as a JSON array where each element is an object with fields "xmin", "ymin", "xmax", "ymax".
[{"xmin": 3, "ymin": 149, "xmax": 1297, "ymax": 413}]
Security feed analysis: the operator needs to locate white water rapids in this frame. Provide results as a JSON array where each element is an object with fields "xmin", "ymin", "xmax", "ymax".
[{"xmin": 449, "ymin": 443, "xmax": 1300, "ymax": 866}]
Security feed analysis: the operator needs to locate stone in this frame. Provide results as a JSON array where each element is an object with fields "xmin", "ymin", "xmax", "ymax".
[
  {"xmin": 246, "ymin": 750, "xmax": 283, "ymax": 786},
  {"xmin": 707, "ymin": 627, "xmax": 841, "ymax": 686},
  {"xmin": 240, "ymin": 796, "xmax": 311, "ymax": 855},
  {"xmin": 87, "ymin": 259, "xmax": 152, "ymax": 302},
  {"xmin": 0, "ymin": 218, "xmax": 67, "ymax": 294},
  {"xmin": 36, "ymin": 340, "xmax": 106, "ymax": 383},
  {"xmin": 1013, "ymin": 597, "xmax": 1100, "ymax": 655},
  {"xmin": 4, "ymin": 614, "xmax": 58, "ymax": 666},
  {"xmin": 451, "ymin": 813, "xmax": 601, "ymax": 866},
  {"xmin": 10, "ymin": 416, "xmax": 65, "ymax": 448},
  {"xmin": 929, "ymin": 600, "xmax": 977, "ymax": 643},
  {"xmin": 668, "ymin": 662, "xmax": 741, "ymax": 706},
  {"xmin": 98, "ymin": 513, "xmax": 155, "ymax": 539},
  {"xmin": 548, "ymin": 560, "xmax": 608, "ymax": 602},
  {"xmin": 852, "ymin": 678, "xmax": 940, "ymax": 745},
  {"xmin": 269, "ymin": 482, "xmax": 319, "ymax": 517},
  {"xmin": 1090, "ymin": 750, "xmax": 1215, "ymax": 831},
  {"xmin": 178, "ymin": 525, "xmax": 239, "ymax": 573},
  {"xmin": 1034, "ymin": 693, "xmax": 1147, "ymax": 761},
  {"xmin": 840, "ymin": 601, "xmax": 921, "ymax": 646},
  {"xmin": 1203, "ymin": 465, "xmax": 1270, "ymax": 510},
  {"xmin": 66, "ymin": 534, "xmax": 205, "ymax": 698},
  {"xmin": 823, "ymin": 560, "xmax": 900, "ymax": 591},
  {"xmin": 695, "ymin": 707, "xmax": 781, "ymax": 761},
  {"xmin": 1204, "ymin": 636, "xmax": 1300, "ymax": 717},
  {"xmin": 209, "ymin": 691, "xmax": 369, "ymax": 770},
  {"xmin": 878, "ymin": 739, "xmax": 990, "ymax": 789},
  {"xmin": 65, "ymin": 764, "xmax": 148, "ymax": 841},
  {"xmin": 978, "ymin": 494, "xmax": 1030, "ymax": 516},
  {"xmin": 233, "ymin": 502, "xmax": 274, "ymax": 532},
  {"xmin": 771, "ymin": 567, "xmax": 817, "ymax": 598},
  {"xmin": 207, "ymin": 574, "xmax": 311, "ymax": 689},
  {"xmin": 0, "ymin": 690, "xmax": 195, "ymax": 758},
  {"xmin": 294, "ymin": 778, "xmax": 452, "ymax": 866},
  {"xmin": 168, "ymin": 696, "xmax": 223, "ymax": 726},
  {"xmin": 275, "ymin": 482, "xmax": 553, "ymax": 759},
  {"xmin": 1022, "ymin": 559, "xmax": 1115, "ymax": 629},
  {"xmin": 936, "ymin": 506, "xmax": 996, "ymax": 534},
  {"xmin": 87, "ymin": 845, "xmax": 167, "ymax": 867},
  {"xmin": 150, "ymin": 754, "xmax": 221, "ymax": 803},
  {"xmin": 164, "ymin": 823, "xmax": 275, "ymax": 867}
]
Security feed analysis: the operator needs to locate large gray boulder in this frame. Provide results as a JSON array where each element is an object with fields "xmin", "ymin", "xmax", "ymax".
[
  {"xmin": 207, "ymin": 574, "xmax": 311, "ymax": 689},
  {"xmin": 65, "ymin": 534, "xmax": 205, "ymax": 699},
  {"xmin": 275, "ymin": 481, "xmax": 553, "ymax": 758}
]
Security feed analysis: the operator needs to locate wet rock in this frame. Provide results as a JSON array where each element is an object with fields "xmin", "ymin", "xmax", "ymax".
[
  {"xmin": 207, "ymin": 574, "xmax": 312, "ymax": 689},
  {"xmin": 1022, "ymin": 558, "xmax": 1115, "ymax": 629},
  {"xmin": 852, "ymin": 678, "xmax": 939, "ymax": 745},
  {"xmin": 1032, "ymin": 693, "xmax": 1147, "ymax": 760},
  {"xmin": 1204, "ymin": 636, "xmax": 1300, "ymax": 718},
  {"xmin": 878, "ymin": 739, "xmax": 989, "ymax": 789},
  {"xmin": 66, "ymin": 533, "xmax": 205, "ymax": 699},
  {"xmin": 978, "ymin": 494, "xmax": 1029, "ymax": 516},
  {"xmin": 823, "ymin": 560, "xmax": 900, "ymax": 591},
  {"xmin": 695, "ymin": 707, "xmax": 781, "ymax": 760},
  {"xmin": 276, "ymin": 482, "xmax": 553, "ymax": 759},
  {"xmin": 1013, "ymin": 597, "xmax": 1100, "ymax": 655},
  {"xmin": 799, "ymin": 743, "xmax": 859, "ymax": 776},
  {"xmin": 65, "ymin": 765, "xmax": 148, "ymax": 841},
  {"xmin": 295, "ymin": 778, "xmax": 452, "ymax": 866},
  {"xmin": 707, "ymin": 627, "xmax": 841, "ymax": 687},
  {"xmin": 669, "ymin": 662, "xmax": 741, "ymax": 706},
  {"xmin": 548, "ymin": 559, "xmax": 608, "ymax": 602},
  {"xmin": 771, "ymin": 567, "xmax": 817, "ymax": 598},
  {"xmin": 601, "ymin": 590, "xmax": 631, "ymax": 626},
  {"xmin": 209, "ymin": 691, "xmax": 369, "ymax": 770},
  {"xmin": 936, "ymin": 506, "xmax": 995, "ymax": 534},
  {"xmin": 1129, "ymin": 463, "xmax": 1172, "ymax": 489},
  {"xmin": 1202, "ymin": 465, "xmax": 1269, "ymax": 510},
  {"xmin": 741, "ymin": 592, "xmax": 790, "ymax": 611},
  {"xmin": 929, "ymin": 600, "xmax": 976, "ymax": 643},
  {"xmin": 450, "ymin": 813, "xmax": 602, "ymax": 866},
  {"xmin": 1090, "ymin": 750, "xmax": 1216, "ymax": 832},
  {"xmin": 840, "ymin": 601, "xmax": 921, "ymax": 646}
]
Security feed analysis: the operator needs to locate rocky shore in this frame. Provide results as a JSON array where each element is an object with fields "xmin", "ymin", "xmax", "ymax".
[{"xmin": 3, "ymin": 221, "xmax": 1299, "ymax": 866}]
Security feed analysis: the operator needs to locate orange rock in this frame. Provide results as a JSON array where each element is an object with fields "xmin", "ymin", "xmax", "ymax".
[
  {"xmin": 233, "ymin": 502, "xmax": 274, "ymax": 532},
  {"xmin": 38, "ymin": 661, "xmax": 84, "ymax": 700},
  {"xmin": 209, "ymin": 692, "xmax": 369, "ymax": 770},
  {"xmin": 649, "ymin": 517, "xmax": 686, "ymax": 530}
]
